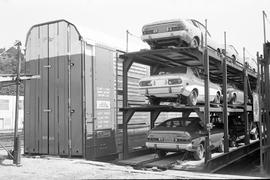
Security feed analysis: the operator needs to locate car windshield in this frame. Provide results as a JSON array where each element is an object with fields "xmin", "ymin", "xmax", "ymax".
[
  {"xmin": 157, "ymin": 66, "xmax": 187, "ymax": 75},
  {"xmin": 189, "ymin": 19, "xmax": 211, "ymax": 37}
]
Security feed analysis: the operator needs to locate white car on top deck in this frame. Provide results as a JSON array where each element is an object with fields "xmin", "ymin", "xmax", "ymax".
[
  {"xmin": 141, "ymin": 18, "xmax": 220, "ymax": 51},
  {"xmin": 138, "ymin": 66, "xmax": 222, "ymax": 106}
]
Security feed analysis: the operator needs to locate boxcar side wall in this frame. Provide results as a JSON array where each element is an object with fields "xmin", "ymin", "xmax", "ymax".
[{"xmin": 25, "ymin": 19, "xmax": 153, "ymax": 159}]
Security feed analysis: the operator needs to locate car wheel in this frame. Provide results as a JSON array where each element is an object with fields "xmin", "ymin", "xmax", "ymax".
[
  {"xmin": 250, "ymin": 129, "xmax": 259, "ymax": 140},
  {"xmin": 157, "ymin": 150, "xmax": 166, "ymax": 158},
  {"xmin": 193, "ymin": 144, "xmax": 205, "ymax": 160},
  {"xmin": 217, "ymin": 140, "xmax": 224, "ymax": 153},
  {"xmin": 149, "ymin": 97, "xmax": 160, "ymax": 105},
  {"xmin": 229, "ymin": 93, "xmax": 237, "ymax": 104},
  {"xmin": 187, "ymin": 90, "xmax": 198, "ymax": 106},
  {"xmin": 190, "ymin": 38, "xmax": 199, "ymax": 48},
  {"xmin": 213, "ymin": 92, "xmax": 221, "ymax": 105},
  {"xmin": 229, "ymin": 136, "xmax": 237, "ymax": 147}
]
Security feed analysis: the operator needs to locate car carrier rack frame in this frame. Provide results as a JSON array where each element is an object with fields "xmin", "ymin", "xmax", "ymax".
[{"xmin": 119, "ymin": 42, "xmax": 260, "ymax": 173}]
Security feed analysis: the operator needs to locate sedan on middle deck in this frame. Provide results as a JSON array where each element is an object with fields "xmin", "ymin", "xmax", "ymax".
[{"xmin": 138, "ymin": 66, "xmax": 222, "ymax": 106}]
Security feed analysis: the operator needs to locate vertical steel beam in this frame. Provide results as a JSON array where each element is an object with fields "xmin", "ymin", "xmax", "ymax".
[
  {"xmin": 122, "ymin": 110, "xmax": 134, "ymax": 159},
  {"xmin": 13, "ymin": 41, "xmax": 22, "ymax": 165},
  {"xmin": 243, "ymin": 47, "xmax": 250, "ymax": 145},
  {"xmin": 204, "ymin": 19, "xmax": 211, "ymax": 163},
  {"xmin": 223, "ymin": 32, "xmax": 229, "ymax": 153},
  {"xmin": 150, "ymin": 110, "xmax": 161, "ymax": 129},
  {"xmin": 122, "ymin": 57, "xmax": 133, "ymax": 159},
  {"xmin": 263, "ymin": 42, "xmax": 270, "ymax": 174},
  {"xmin": 257, "ymin": 52, "xmax": 264, "ymax": 174}
]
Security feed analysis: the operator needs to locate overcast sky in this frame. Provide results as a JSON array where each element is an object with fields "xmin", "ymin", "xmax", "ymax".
[{"xmin": 1, "ymin": 0, "xmax": 270, "ymax": 57}]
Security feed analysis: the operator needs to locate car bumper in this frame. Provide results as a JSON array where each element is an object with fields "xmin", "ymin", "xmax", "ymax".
[
  {"xmin": 142, "ymin": 31, "xmax": 192, "ymax": 44},
  {"xmin": 139, "ymin": 86, "xmax": 190, "ymax": 98},
  {"xmin": 146, "ymin": 142, "xmax": 198, "ymax": 152}
]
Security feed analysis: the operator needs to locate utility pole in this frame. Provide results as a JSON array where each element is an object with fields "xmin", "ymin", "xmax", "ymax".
[
  {"xmin": 263, "ymin": 11, "xmax": 267, "ymax": 43},
  {"xmin": 13, "ymin": 40, "xmax": 22, "ymax": 165},
  {"xmin": 126, "ymin": 30, "xmax": 129, "ymax": 53}
]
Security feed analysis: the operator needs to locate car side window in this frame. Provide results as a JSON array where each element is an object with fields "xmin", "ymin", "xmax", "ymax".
[
  {"xmin": 165, "ymin": 121, "xmax": 172, "ymax": 127},
  {"xmin": 172, "ymin": 120, "xmax": 180, "ymax": 127}
]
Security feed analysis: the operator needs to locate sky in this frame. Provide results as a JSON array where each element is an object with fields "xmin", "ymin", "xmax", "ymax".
[{"xmin": 0, "ymin": 0, "xmax": 270, "ymax": 57}]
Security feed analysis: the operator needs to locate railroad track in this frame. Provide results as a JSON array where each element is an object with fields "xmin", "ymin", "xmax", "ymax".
[
  {"xmin": 0, "ymin": 130, "xmax": 23, "ymax": 150},
  {"xmin": 118, "ymin": 151, "xmax": 192, "ymax": 170}
]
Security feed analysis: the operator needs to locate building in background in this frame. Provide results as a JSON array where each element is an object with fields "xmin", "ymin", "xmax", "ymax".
[{"xmin": 0, "ymin": 95, "xmax": 24, "ymax": 130}]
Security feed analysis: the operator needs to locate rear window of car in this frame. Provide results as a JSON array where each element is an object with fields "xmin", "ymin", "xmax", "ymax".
[
  {"xmin": 157, "ymin": 66, "xmax": 187, "ymax": 75},
  {"xmin": 158, "ymin": 119, "xmax": 191, "ymax": 128}
]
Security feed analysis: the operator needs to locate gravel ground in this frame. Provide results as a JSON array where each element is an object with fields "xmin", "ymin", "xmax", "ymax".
[{"xmin": 0, "ymin": 149, "xmax": 266, "ymax": 180}]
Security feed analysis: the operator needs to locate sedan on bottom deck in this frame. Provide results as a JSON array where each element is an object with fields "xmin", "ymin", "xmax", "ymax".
[{"xmin": 146, "ymin": 117, "xmax": 224, "ymax": 160}]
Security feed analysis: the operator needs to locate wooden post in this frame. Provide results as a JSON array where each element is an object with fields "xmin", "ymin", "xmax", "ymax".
[{"xmin": 13, "ymin": 41, "xmax": 22, "ymax": 165}]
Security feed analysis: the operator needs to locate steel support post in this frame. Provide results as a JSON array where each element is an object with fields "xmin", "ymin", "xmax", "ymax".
[
  {"xmin": 263, "ymin": 42, "xmax": 270, "ymax": 174},
  {"xmin": 223, "ymin": 32, "xmax": 229, "ymax": 153},
  {"xmin": 13, "ymin": 41, "xmax": 22, "ymax": 165},
  {"xmin": 243, "ymin": 48, "xmax": 250, "ymax": 145},
  {"xmin": 122, "ymin": 57, "xmax": 133, "ymax": 159},
  {"xmin": 204, "ymin": 19, "xmax": 211, "ymax": 164},
  {"xmin": 150, "ymin": 111, "xmax": 161, "ymax": 129},
  {"xmin": 257, "ymin": 53, "xmax": 264, "ymax": 174}
]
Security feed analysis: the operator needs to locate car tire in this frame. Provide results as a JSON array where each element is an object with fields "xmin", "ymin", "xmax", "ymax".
[
  {"xmin": 157, "ymin": 150, "xmax": 166, "ymax": 158},
  {"xmin": 213, "ymin": 92, "xmax": 221, "ymax": 105},
  {"xmin": 190, "ymin": 38, "xmax": 199, "ymax": 48},
  {"xmin": 229, "ymin": 136, "xmax": 237, "ymax": 147},
  {"xmin": 229, "ymin": 93, "xmax": 237, "ymax": 104},
  {"xmin": 250, "ymin": 129, "xmax": 259, "ymax": 140},
  {"xmin": 187, "ymin": 90, "xmax": 198, "ymax": 106},
  {"xmin": 149, "ymin": 97, "xmax": 160, "ymax": 105},
  {"xmin": 193, "ymin": 144, "xmax": 205, "ymax": 160},
  {"xmin": 217, "ymin": 140, "xmax": 224, "ymax": 153}
]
